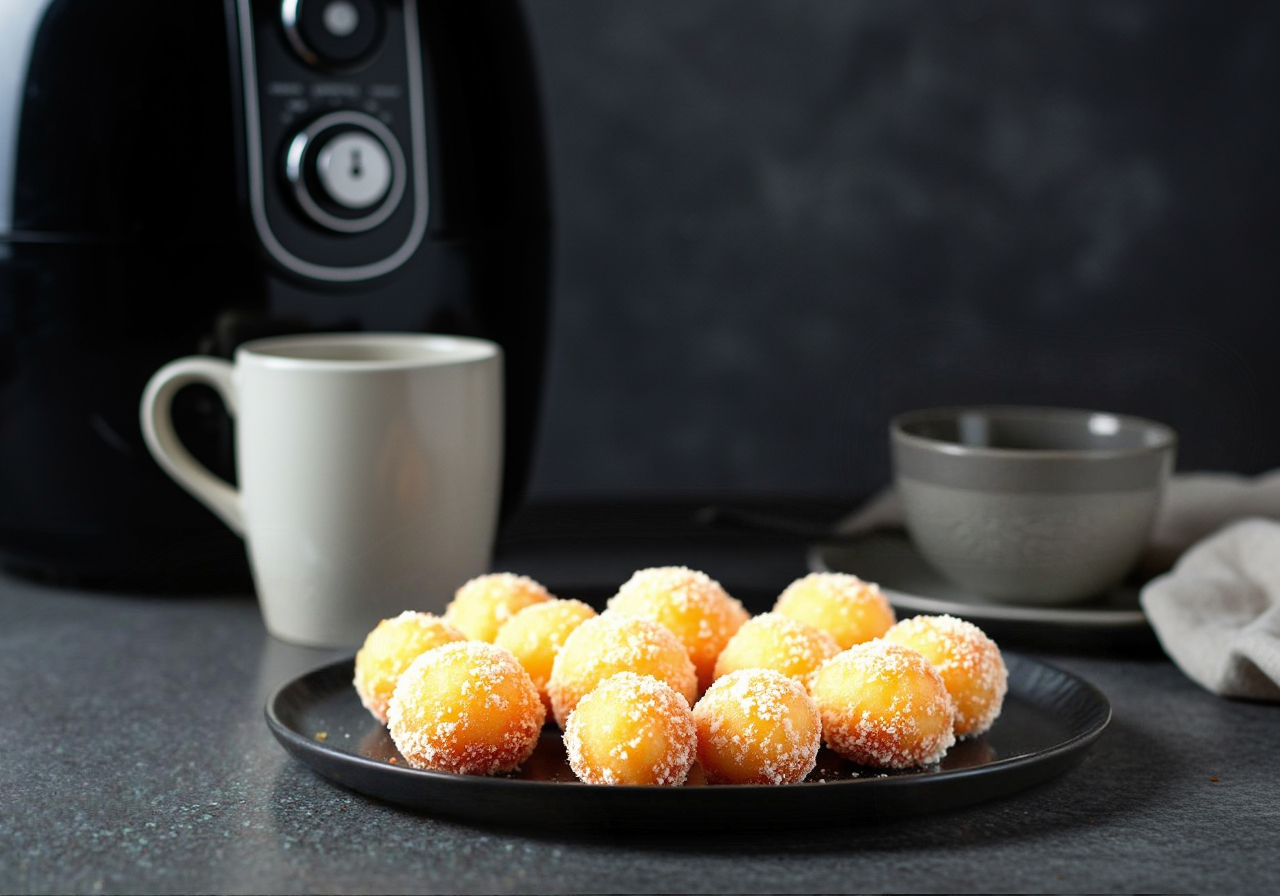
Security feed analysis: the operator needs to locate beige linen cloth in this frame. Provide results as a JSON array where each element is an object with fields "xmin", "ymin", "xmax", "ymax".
[
  {"xmin": 1141, "ymin": 517, "xmax": 1280, "ymax": 701},
  {"xmin": 847, "ymin": 470, "xmax": 1280, "ymax": 700}
]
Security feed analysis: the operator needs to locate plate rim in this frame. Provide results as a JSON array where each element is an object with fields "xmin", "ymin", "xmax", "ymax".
[
  {"xmin": 265, "ymin": 654, "xmax": 1111, "ymax": 799},
  {"xmin": 808, "ymin": 535, "xmax": 1149, "ymax": 628}
]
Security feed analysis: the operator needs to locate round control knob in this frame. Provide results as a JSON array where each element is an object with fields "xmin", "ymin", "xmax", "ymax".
[
  {"xmin": 317, "ymin": 132, "xmax": 392, "ymax": 209},
  {"xmin": 284, "ymin": 111, "xmax": 406, "ymax": 233},
  {"xmin": 282, "ymin": 0, "xmax": 382, "ymax": 70}
]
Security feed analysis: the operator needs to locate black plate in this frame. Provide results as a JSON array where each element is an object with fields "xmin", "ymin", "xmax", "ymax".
[{"xmin": 265, "ymin": 654, "xmax": 1110, "ymax": 831}]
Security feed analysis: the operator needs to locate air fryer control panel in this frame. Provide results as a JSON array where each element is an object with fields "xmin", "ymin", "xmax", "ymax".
[{"xmin": 235, "ymin": 0, "xmax": 429, "ymax": 282}]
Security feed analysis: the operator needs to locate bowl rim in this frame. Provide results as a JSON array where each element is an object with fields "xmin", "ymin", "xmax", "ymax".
[{"xmin": 891, "ymin": 405, "xmax": 1177, "ymax": 461}]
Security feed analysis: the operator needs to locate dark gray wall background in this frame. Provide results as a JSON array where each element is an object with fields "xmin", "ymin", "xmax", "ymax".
[{"xmin": 519, "ymin": 0, "xmax": 1280, "ymax": 501}]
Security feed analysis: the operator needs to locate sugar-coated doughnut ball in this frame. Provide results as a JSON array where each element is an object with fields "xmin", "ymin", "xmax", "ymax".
[
  {"xmin": 712, "ymin": 612, "xmax": 840, "ymax": 687},
  {"xmin": 387, "ymin": 641, "xmax": 545, "ymax": 775},
  {"xmin": 773, "ymin": 572, "xmax": 896, "ymax": 650},
  {"xmin": 693, "ymin": 669, "xmax": 822, "ymax": 785},
  {"xmin": 564, "ymin": 672, "xmax": 697, "ymax": 785},
  {"xmin": 547, "ymin": 614, "xmax": 698, "ymax": 728},
  {"xmin": 606, "ymin": 566, "xmax": 748, "ymax": 691},
  {"xmin": 444, "ymin": 572, "xmax": 553, "ymax": 642},
  {"xmin": 883, "ymin": 614, "xmax": 1007, "ymax": 737},
  {"xmin": 353, "ymin": 611, "xmax": 467, "ymax": 724},
  {"xmin": 494, "ymin": 598, "xmax": 598, "ymax": 713},
  {"xmin": 811, "ymin": 641, "xmax": 956, "ymax": 768}
]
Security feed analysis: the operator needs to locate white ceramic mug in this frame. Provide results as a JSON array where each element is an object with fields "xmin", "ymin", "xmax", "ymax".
[{"xmin": 140, "ymin": 333, "xmax": 503, "ymax": 646}]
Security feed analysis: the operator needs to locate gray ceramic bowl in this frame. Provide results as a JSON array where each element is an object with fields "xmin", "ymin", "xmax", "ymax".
[{"xmin": 891, "ymin": 406, "xmax": 1176, "ymax": 605}]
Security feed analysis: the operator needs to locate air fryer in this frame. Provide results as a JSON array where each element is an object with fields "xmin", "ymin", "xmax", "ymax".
[{"xmin": 0, "ymin": 0, "xmax": 551, "ymax": 588}]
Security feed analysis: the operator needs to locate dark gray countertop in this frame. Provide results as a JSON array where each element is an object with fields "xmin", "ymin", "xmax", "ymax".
[{"xmin": 3, "ymin": 549, "xmax": 1278, "ymax": 895}]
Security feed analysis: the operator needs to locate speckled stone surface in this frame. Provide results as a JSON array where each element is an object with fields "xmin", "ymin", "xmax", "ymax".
[{"xmin": 2, "ymin": 567, "xmax": 1278, "ymax": 895}]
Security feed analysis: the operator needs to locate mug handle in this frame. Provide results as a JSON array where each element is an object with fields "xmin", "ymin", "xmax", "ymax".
[{"xmin": 139, "ymin": 357, "xmax": 244, "ymax": 536}]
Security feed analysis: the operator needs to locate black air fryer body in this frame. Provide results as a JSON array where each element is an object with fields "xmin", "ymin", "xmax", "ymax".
[{"xmin": 0, "ymin": 0, "xmax": 550, "ymax": 588}]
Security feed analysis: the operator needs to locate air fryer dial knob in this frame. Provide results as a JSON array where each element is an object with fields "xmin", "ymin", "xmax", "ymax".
[
  {"xmin": 281, "ymin": 0, "xmax": 383, "ymax": 70},
  {"xmin": 317, "ymin": 132, "xmax": 392, "ymax": 208},
  {"xmin": 284, "ymin": 111, "xmax": 407, "ymax": 233}
]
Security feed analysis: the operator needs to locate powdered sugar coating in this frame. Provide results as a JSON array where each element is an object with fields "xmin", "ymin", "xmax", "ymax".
[
  {"xmin": 444, "ymin": 572, "xmax": 553, "ymax": 642},
  {"xmin": 693, "ymin": 669, "xmax": 821, "ymax": 785},
  {"xmin": 387, "ymin": 641, "xmax": 545, "ymax": 775},
  {"xmin": 547, "ymin": 614, "xmax": 698, "ymax": 728},
  {"xmin": 563, "ymin": 672, "xmax": 697, "ymax": 786},
  {"xmin": 353, "ymin": 611, "xmax": 467, "ymax": 724},
  {"xmin": 811, "ymin": 641, "xmax": 956, "ymax": 769},
  {"xmin": 884, "ymin": 614, "xmax": 1008, "ymax": 737},
  {"xmin": 606, "ymin": 566, "xmax": 749, "ymax": 692},
  {"xmin": 712, "ymin": 612, "xmax": 841, "ymax": 688},
  {"xmin": 494, "ymin": 599, "xmax": 598, "ymax": 713},
  {"xmin": 774, "ymin": 572, "xmax": 896, "ymax": 650}
]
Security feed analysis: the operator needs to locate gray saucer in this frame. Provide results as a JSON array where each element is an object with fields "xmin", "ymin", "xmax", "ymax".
[{"xmin": 809, "ymin": 530, "xmax": 1147, "ymax": 629}]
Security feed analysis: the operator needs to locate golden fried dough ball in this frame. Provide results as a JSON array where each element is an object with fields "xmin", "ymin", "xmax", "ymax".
[
  {"xmin": 494, "ymin": 598, "xmax": 597, "ymax": 713},
  {"xmin": 606, "ymin": 566, "xmax": 748, "ymax": 691},
  {"xmin": 712, "ymin": 612, "xmax": 840, "ymax": 687},
  {"xmin": 547, "ymin": 614, "xmax": 698, "ymax": 728},
  {"xmin": 773, "ymin": 572, "xmax": 895, "ymax": 650},
  {"xmin": 353, "ymin": 611, "xmax": 467, "ymax": 724},
  {"xmin": 387, "ymin": 641, "xmax": 545, "ymax": 775},
  {"xmin": 693, "ymin": 668, "xmax": 821, "ymax": 785},
  {"xmin": 563, "ymin": 672, "xmax": 697, "ymax": 786},
  {"xmin": 883, "ymin": 614, "xmax": 1007, "ymax": 737},
  {"xmin": 810, "ymin": 641, "xmax": 955, "ymax": 768},
  {"xmin": 444, "ymin": 572, "xmax": 553, "ymax": 642}
]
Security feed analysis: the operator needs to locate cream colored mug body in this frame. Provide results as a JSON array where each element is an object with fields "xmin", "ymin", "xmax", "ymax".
[{"xmin": 140, "ymin": 333, "xmax": 503, "ymax": 646}]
